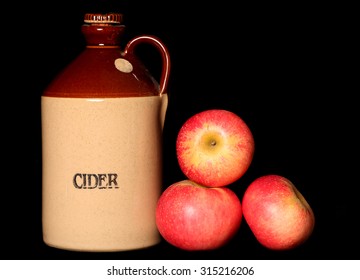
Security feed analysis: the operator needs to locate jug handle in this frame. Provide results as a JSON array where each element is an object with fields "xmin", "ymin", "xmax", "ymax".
[{"xmin": 123, "ymin": 35, "xmax": 171, "ymax": 95}]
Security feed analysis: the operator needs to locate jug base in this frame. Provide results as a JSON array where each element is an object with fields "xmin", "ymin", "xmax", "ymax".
[{"xmin": 43, "ymin": 238, "xmax": 161, "ymax": 252}]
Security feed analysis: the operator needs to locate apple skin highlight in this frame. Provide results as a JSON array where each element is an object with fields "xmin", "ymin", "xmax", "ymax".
[
  {"xmin": 176, "ymin": 109, "xmax": 255, "ymax": 188},
  {"xmin": 155, "ymin": 180, "xmax": 243, "ymax": 251},
  {"xmin": 242, "ymin": 175, "xmax": 315, "ymax": 250}
]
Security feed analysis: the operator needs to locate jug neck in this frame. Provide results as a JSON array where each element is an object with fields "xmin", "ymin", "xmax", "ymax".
[{"xmin": 81, "ymin": 13, "xmax": 125, "ymax": 47}]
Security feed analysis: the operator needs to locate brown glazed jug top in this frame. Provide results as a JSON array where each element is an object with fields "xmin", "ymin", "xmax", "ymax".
[{"xmin": 43, "ymin": 13, "xmax": 163, "ymax": 98}]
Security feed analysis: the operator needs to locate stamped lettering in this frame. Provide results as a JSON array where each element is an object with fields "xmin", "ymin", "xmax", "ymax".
[{"xmin": 73, "ymin": 173, "xmax": 119, "ymax": 189}]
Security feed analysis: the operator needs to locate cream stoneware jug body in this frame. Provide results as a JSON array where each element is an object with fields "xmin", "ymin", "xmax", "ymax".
[{"xmin": 41, "ymin": 13, "xmax": 170, "ymax": 251}]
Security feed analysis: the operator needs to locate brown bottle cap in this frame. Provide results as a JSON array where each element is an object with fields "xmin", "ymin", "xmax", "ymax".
[{"xmin": 84, "ymin": 13, "xmax": 123, "ymax": 24}]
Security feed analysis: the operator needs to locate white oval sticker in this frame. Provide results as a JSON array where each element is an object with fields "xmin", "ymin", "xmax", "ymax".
[{"xmin": 114, "ymin": 58, "xmax": 133, "ymax": 73}]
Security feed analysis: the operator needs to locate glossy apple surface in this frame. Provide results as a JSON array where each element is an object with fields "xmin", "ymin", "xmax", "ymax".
[
  {"xmin": 176, "ymin": 109, "xmax": 255, "ymax": 188},
  {"xmin": 155, "ymin": 180, "xmax": 242, "ymax": 251},
  {"xmin": 242, "ymin": 174, "xmax": 315, "ymax": 250}
]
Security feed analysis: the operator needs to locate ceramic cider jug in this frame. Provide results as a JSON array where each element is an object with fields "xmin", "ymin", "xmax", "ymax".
[{"xmin": 41, "ymin": 13, "xmax": 170, "ymax": 251}]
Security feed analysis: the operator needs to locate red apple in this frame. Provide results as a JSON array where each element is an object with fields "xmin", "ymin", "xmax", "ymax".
[
  {"xmin": 155, "ymin": 179, "xmax": 242, "ymax": 251},
  {"xmin": 176, "ymin": 109, "xmax": 255, "ymax": 188},
  {"xmin": 242, "ymin": 174, "xmax": 315, "ymax": 250}
]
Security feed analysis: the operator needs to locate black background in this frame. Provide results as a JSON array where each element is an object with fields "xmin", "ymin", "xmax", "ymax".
[{"xmin": 2, "ymin": 0, "xmax": 357, "ymax": 261}]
